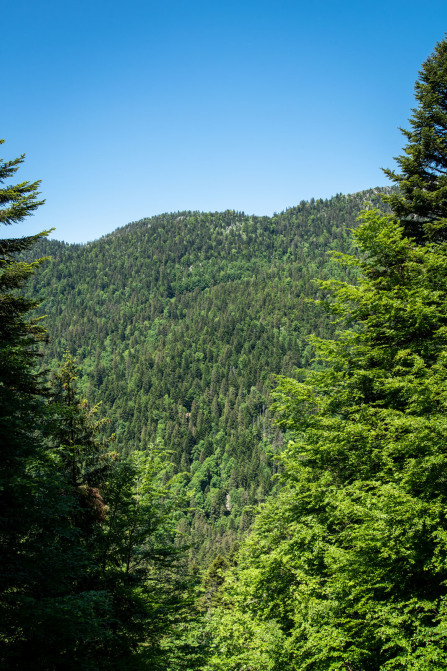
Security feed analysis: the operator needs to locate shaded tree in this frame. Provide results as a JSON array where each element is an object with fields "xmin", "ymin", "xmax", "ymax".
[{"xmin": 0, "ymin": 139, "xmax": 56, "ymax": 668}]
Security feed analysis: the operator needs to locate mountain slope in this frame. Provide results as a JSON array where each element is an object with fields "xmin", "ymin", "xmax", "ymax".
[{"xmin": 26, "ymin": 188, "xmax": 392, "ymax": 561}]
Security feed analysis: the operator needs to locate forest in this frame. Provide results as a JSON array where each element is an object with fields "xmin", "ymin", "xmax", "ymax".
[{"xmin": 2, "ymin": 35, "xmax": 447, "ymax": 671}]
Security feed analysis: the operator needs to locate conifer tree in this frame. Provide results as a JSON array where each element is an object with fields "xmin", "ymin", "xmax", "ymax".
[
  {"xmin": 205, "ymin": 36, "xmax": 447, "ymax": 670},
  {"xmin": 383, "ymin": 36, "xmax": 447, "ymax": 241},
  {"xmin": 0, "ymin": 140, "xmax": 54, "ymax": 666},
  {"xmin": 46, "ymin": 354, "xmax": 191, "ymax": 670},
  {"xmin": 0, "ymin": 146, "xmax": 113, "ymax": 670},
  {"xmin": 0, "ymin": 142, "xmax": 191, "ymax": 670},
  {"xmin": 0, "ymin": 140, "xmax": 47, "ymax": 498}
]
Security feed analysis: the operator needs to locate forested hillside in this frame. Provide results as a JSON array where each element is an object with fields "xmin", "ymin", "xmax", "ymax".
[
  {"xmin": 5, "ymin": 30, "xmax": 447, "ymax": 671},
  {"xmin": 26, "ymin": 190, "xmax": 391, "ymax": 562}
]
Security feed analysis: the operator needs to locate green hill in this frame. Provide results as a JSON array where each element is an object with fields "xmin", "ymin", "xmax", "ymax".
[{"xmin": 26, "ymin": 188, "xmax": 391, "ymax": 562}]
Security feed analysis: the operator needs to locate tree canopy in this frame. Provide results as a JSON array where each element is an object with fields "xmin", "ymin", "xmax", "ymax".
[
  {"xmin": 383, "ymin": 36, "xmax": 447, "ymax": 241},
  {"xmin": 204, "ymin": 35, "xmax": 447, "ymax": 670}
]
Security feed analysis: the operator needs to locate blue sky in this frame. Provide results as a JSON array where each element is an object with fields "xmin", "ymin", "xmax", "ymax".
[{"xmin": 3, "ymin": 0, "xmax": 447, "ymax": 243}]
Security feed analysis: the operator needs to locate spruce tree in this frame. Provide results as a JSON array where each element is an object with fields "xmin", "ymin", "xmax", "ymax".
[
  {"xmin": 205, "ymin": 36, "xmax": 447, "ymax": 670},
  {"xmin": 0, "ymin": 140, "xmax": 53, "ymax": 667},
  {"xmin": 0, "ymin": 140, "xmax": 47, "ymax": 490},
  {"xmin": 0, "ymin": 146, "xmax": 111, "ymax": 670},
  {"xmin": 383, "ymin": 36, "xmax": 447, "ymax": 241}
]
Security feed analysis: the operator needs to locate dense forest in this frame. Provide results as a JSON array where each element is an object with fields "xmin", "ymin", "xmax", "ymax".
[
  {"xmin": 24, "ymin": 189, "xmax": 391, "ymax": 564},
  {"xmin": 3, "ymin": 34, "xmax": 447, "ymax": 671}
]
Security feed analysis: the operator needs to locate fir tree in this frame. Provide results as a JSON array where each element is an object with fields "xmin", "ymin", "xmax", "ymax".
[
  {"xmin": 383, "ymin": 36, "xmax": 447, "ymax": 242},
  {"xmin": 0, "ymin": 140, "xmax": 54, "ymax": 668},
  {"xmin": 0, "ymin": 146, "xmax": 111, "ymax": 670},
  {"xmin": 0, "ymin": 140, "xmax": 48, "ymax": 498},
  {"xmin": 205, "ymin": 36, "xmax": 447, "ymax": 670}
]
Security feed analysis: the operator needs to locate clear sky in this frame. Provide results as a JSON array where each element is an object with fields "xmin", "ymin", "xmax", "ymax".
[{"xmin": 3, "ymin": 0, "xmax": 447, "ymax": 243}]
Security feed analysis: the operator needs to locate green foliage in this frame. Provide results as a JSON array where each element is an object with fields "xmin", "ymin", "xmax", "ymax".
[
  {"xmin": 3, "ymin": 346, "xmax": 190, "ymax": 670},
  {"xmin": 205, "ymin": 208, "xmax": 447, "ymax": 669},
  {"xmin": 383, "ymin": 37, "xmax": 447, "ymax": 242},
  {"xmin": 45, "ymin": 357, "xmax": 190, "ymax": 670},
  {"xmin": 24, "ymin": 190, "xmax": 392, "ymax": 563},
  {"xmin": 0, "ymin": 139, "xmax": 48, "ymax": 481},
  {"xmin": 201, "ymin": 554, "xmax": 231, "ymax": 610},
  {"xmin": 97, "ymin": 446, "xmax": 189, "ymax": 666},
  {"xmin": 0, "ymin": 140, "xmax": 57, "ymax": 669},
  {"xmin": 204, "ymin": 608, "xmax": 286, "ymax": 671},
  {"xmin": 0, "ymin": 138, "xmax": 190, "ymax": 669},
  {"xmin": 205, "ymin": 37, "xmax": 447, "ymax": 668},
  {"xmin": 49, "ymin": 350, "xmax": 115, "ymax": 492}
]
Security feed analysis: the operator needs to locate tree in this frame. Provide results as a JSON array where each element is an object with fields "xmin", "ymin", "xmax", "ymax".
[
  {"xmin": 207, "ymin": 217, "xmax": 447, "ymax": 671},
  {"xmin": 0, "ymin": 139, "xmax": 48, "ymax": 509},
  {"xmin": 49, "ymin": 350, "xmax": 113, "ymax": 523},
  {"xmin": 206, "ymin": 37, "xmax": 447, "ymax": 670},
  {"xmin": 0, "ymin": 147, "xmax": 115, "ymax": 670},
  {"xmin": 0, "ymin": 142, "xmax": 192, "ymax": 670},
  {"xmin": 383, "ymin": 36, "xmax": 447, "ymax": 242},
  {"xmin": 47, "ymin": 354, "xmax": 193, "ymax": 670},
  {"xmin": 97, "ymin": 446, "xmax": 188, "ymax": 668},
  {"xmin": 0, "ymin": 140, "xmax": 56, "ymax": 668}
]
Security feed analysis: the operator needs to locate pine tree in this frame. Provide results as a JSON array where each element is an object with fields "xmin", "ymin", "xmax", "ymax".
[
  {"xmin": 206, "ymin": 211, "xmax": 447, "ymax": 671},
  {"xmin": 97, "ymin": 446, "xmax": 187, "ymax": 668}
]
